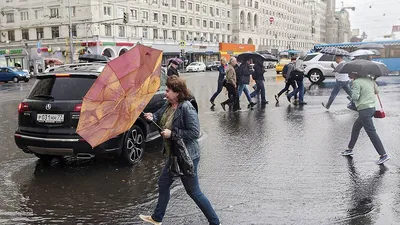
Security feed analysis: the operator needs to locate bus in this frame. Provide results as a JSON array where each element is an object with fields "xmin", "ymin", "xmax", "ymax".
[{"xmin": 313, "ymin": 40, "xmax": 400, "ymax": 72}]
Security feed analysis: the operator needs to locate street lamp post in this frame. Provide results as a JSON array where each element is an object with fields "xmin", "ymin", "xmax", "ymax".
[{"xmin": 68, "ymin": 0, "xmax": 74, "ymax": 63}]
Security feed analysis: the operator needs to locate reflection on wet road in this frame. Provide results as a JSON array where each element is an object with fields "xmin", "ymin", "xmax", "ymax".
[{"xmin": 1, "ymin": 73, "xmax": 400, "ymax": 224}]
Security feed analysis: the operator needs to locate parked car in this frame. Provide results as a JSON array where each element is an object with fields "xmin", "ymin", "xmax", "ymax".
[
  {"xmin": 186, "ymin": 62, "xmax": 206, "ymax": 72},
  {"xmin": 276, "ymin": 58, "xmax": 291, "ymax": 74},
  {"xmin": 0, "ymin": 67, "xmax": 30, "ymax": 83},
  {"xmin": 205, "ymin": 61, "xmax": 216, "ymax": 71},
  {"xmin": 302, "ymin": 53, "xmax": 350, "ymax": 84},
  {"xmin": 14, "ymin": 63, "xmax": 198, "ymax": 166}
]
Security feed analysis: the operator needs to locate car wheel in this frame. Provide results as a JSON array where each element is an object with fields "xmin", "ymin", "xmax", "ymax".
[
  {"xmin": 13, "ymin": 77, "xmax": 19, "ymax": 83},
  {"xmin": 120, "ymin": 124, "xmax": 145, "ymax": 166},
  {"xmin": 308, "ymin": 70, "xmax": 323, "ymax": 84},
  {"xmin": 24, "ymin": 79, "xmax": 29, "ymax": 82}
]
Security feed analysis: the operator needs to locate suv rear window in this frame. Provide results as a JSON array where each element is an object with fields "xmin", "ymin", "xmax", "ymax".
[
  {"xmin": 28, "ymin": 76, "xmax": 96, "ymax": 100},
  {"xmin": 302, "ymin": 54, "xmax": 318, "ymax": 61}
]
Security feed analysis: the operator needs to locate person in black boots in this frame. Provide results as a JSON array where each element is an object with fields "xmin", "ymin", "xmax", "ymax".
[
  {"xmin": 221, "ymin": 57, "xmax": 238, "ymax": 111},
  {"xmin": 210, "ymin": 57, "xmax": 228, "ymax": 107},
  {"xmin": 250, "ymin": 58, "xmax": 269, "ymax": 105},
  {"xmin": 275, "ymin": 58, "xmax": 297, "ymax": 103},
  {"xmin": 236, "ymin": 58, "xmax": 257, "ymax": 109}
]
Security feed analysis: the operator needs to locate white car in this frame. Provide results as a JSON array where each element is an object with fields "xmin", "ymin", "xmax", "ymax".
[
  {"xmin": 186, "ymin": 62, "xmax": 206, "ymax": 72},
  {"xmin": 302, "ymin": 53, "xmax": 350, "ymax": 84}
]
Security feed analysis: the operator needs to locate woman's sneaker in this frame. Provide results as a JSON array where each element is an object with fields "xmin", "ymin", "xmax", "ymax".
[
  {"xmin": 139, "ymin": 215, "xmax": 162, "ymax": 225},
  {"xmin": 340, "ymin": 149, "xmax": 353, "ymax": 156},
  {"xmin": 376, "ymin": 155, "xmax": 390, "ymax": 165}
]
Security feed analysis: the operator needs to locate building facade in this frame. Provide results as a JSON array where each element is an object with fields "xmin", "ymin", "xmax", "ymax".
[{"xmin": 0, "ymin": 0, "xmax": 350, "ymax": 70}]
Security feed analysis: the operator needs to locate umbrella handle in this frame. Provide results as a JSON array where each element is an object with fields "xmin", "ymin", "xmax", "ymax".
[
  {"xmin": 377, "ymin": 94, "xmax": 383, "ymax": 110},
  {"xmin": 141, "ymin": 112, "xmax": 163, "ymax": 131}
]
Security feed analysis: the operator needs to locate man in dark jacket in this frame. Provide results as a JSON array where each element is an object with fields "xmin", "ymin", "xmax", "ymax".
[
  {"xmin": 250, "ymin": 60, "xmax": 268, "ymax": 104},
  {"xmin": 236, "ymin": 58, "xmax": 256, "ymax": 109},
  {"xmin": 167, "ymin": 60, "xmax": 180, "ymax": 77}
]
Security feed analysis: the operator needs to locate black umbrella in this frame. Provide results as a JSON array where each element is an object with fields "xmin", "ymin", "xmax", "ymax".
[
  {"xmin": 261, "ymin": 54, "xmax": 278, "ymax": 62},
  {"xmin": 320, "ymin": 47, "xmax": 350, "ymax": 56},
  {"xmin": 335, "ymin": 59, "xmax": 389, "ymax": 77},
  {"xmin": 78, "ymin": 54, "xmax": 110, "ymax": 62},
  {"xmin": 237, "ymin": 52, "xmax": 267, "ymax": 63},
  {"xmin": 357, "ymin": 43, "xmax": 385, "ymax": 49}
]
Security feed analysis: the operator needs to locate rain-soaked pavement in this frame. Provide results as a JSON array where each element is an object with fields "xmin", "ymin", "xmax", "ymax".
[{"xmin": 1, "ymin": 71, "xmax": 400, "ymax": 224}]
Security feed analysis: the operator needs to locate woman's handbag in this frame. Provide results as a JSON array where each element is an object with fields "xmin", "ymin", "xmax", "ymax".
[{"xmin": 374, "ymin": 94, "xmax": 385, "ymax": 118}]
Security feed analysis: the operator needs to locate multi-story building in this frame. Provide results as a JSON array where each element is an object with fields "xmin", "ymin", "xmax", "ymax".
[{"xmin": 0, "ymin": 0, "xmax": 350, "ymax": 70}]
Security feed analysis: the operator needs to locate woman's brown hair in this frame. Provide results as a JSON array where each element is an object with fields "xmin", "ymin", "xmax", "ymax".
[{"xmin": 166, "ymin": 75, "xmax": 191, "ymax": 102}]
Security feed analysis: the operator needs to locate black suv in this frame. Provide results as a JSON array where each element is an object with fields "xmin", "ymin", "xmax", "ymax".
[{"xmin": 14, "ymin": 64, "xmax": 198, "ymax": 166}]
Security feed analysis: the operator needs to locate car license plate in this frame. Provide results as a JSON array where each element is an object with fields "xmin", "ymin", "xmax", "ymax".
[{"xmin": 37, "ymin": 114, "xmax": 64, "ymax": 123}]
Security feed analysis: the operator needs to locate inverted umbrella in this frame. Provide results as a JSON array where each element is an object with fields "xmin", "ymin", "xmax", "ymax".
[
  {"xmin": 76, "ymin": 44, "xmax": 163, "ymax": 148},
  {"xmin": 335, "ymin": 59, "xmax": 389, "ymax": 77},
  {"xmin": 320, "ymin": 47, "xmax": 350, "ymax": 56},
  {"xmin": 350, "ymin": 49, "xmax": 376, "ymax": 57},
  {"xmin": 357, "ymin": 43, "xmax": 385, "ymax": 49}
]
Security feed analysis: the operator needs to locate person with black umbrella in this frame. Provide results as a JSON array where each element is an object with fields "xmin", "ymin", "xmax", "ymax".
[
  {"xmin": 337, "ymin": 60, "xmax": 390, "ymax": 165},
  {"xmin": 167, "ymin": 60, "xmax": 180, "ymax": 77},
  {"xmin": 250, "ymin": 58, "xmax": 269, "ymax": 105},
  {"xmin": 236, "ymin": 58, "xmax": 257, "ymax": 109}
]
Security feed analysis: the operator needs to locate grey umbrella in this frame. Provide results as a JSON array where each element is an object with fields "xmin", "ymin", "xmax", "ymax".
[
  {"xmin": 335, "ymin": 59, "xmax": 389, "ymax": 77},
  {"xmin": 320, "ymin": 47, "xmax": 350, "ymax": 56},
  {"xmin": 349, "ymin": 49, "xmax": 375, "ymax": 57},
  {"xmin": 357, "ymin": 43, "xmax": 385, "ymax": 49}
]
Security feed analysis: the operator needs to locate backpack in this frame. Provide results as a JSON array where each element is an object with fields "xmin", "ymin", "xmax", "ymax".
[
  {"xmin": 282, "ymin": 64, "xmax": 289, "ymax": 78},
  {"xmin": 290, "ymin": 69, "xmax": 305, "ymax": 81}
]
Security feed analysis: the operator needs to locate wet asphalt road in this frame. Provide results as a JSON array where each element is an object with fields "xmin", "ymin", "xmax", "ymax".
[{"xmin": 1, "ymin": 71, "xmax": 400, "ymax": 224}]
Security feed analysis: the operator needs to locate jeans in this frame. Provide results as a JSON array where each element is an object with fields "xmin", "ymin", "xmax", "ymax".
[
  {"xmin": 222, "ymin": 83, "xmax": 237, "ymax": 105},
  {"xmin": 348, "ymin": 107, "xmax": 386, "ymax": 156},
  {"xmin": 250, "ymin": 80, "xmax": 267, "ymax": 102},
  {"xmin": 152, "ymin": 158, "xmax": 220, "ymax": 225},
  {"xmin": 325, "ymin": 80, "xmax": 352, "ymax": 109},
  {"xmin": 288, "ymin": 79, "xmax": 305, "ymax": 102},
  {"xmin": 237, "ymin": 84, "xmax": 252, "ymax": 103},
  {"xmin": 210, "ymin": 79, "xmax": 224, "ymax": 103},
  {"xmin": 277, "ymin": 80, "xmax": 297, "ymax": 99}
]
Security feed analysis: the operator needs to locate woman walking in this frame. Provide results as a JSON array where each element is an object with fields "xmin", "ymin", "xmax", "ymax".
[
  {"xmin": 341, "ymin": 73, "xmax": 390, "ymax": 165},
  {"xmin": 140, "ymin": 76, "xmax": 221, "ymax": 225},
  {"xmin": 210, "ymin": 57, "xmax": 228, "ymax": 107}
]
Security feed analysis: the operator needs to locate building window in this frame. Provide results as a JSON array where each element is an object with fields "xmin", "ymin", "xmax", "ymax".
[
  {"xmin": 172, "ymin": 30, "xmax": 177, "ymax": 40},
  {"xmin": 34, "ymin": 10, "xmax": 42, "ymax": 19},
  {"xmin": 172, "ymin": 0, "xmax": 177, "ymax": 7},
  {"xmin": 119, "ymin": 26, "xmax": 125, "ymax": 37},
  {"xmin": 71, "ymin": 6, "xmax": 76, "ymax": 17},
  {"xmin": 50, "ymin": 8, "xmax": 59, "ymax": 18},
  {"xmin": 6, "ymin": 13, "xmax": 14, "ymax": 23},
  {"xmin": 227, "ymin": 0, "xmax": 230, "ymax": 4},
  {"xmin": 104, "ymin": 6, "xmax": 111, "ymax": 16},
  {"xmin": 188, "ymin": 2, "xmax": 193, "ymax": 10},
  {"xmin": 227, "ymin": 11, "xmax": 230, "ymax": 18},
  {"xmin": 153, "ymin": 29, "xmax": 158, "ymax": 39},
  {"xmin": 105, "ymin": 25, "xmax": 112, "ymax": 36},
  {"xmin": 72, "ymin": 25, "xmax": 77, "ymax": 37},
  {"xmin": 143, "ymin": 28, "xmax": 148, "ymax": 38},
  {"xmin": 20, "ymin": 11, "xmax": 29, "ymax": 21},
  {"xmin": 203, "ymin": 6, "xmax": 206, "ymax": 13},
  {"xmin": 162, "ymin": 14, "xmax": 168, "ymax": 24},
  {"xmin": 51, "ymin": 26, "xmax": 59, "ymax": 38},
  {"xmin": 216, "ymin": 22, "xmax": 220, "ymax": 29},
  {"xmin": 163, "ymin": 30, "xmax": 168, "ymax": 39},
  {"xmin": 189, "ymin": 18, "xmax": 193, "ymax": 26},
  {"xmin": 196, "ymin": 19, "xmax": 200, "ymax": 27},
  {"xmin": 210, "ymin": 21, "xmax": 213, "ymax": 28},
  {"xmin": 180, "ymin": 31, "xmax": 185, "ymax": 40},
  {"xmin": 210, "ymin": 7, "xmax": 213, "ymax": 16},
  {"xmin": 36, "ymin": 28, "xmax": 43, "ymax": 39},
  {"xmin": 196, "ymin": 4, "xmax": 200, "ymax": 12},
  {"xmin": 203, "ymin": 20, "xmax": 207, "ymax": 27},
  {"xmin": 216, "ymin": 8, "xmax": 219, "ymax": 16},
  {"xmin": 255, "ymin": 1, "xmax": 258, "ymax": 9},
  {"xmin": 153, "ymin": 13, "xmax": 158, "ymax": 22},
  {"xmin": 180, "ymin": 17, "xmax": 185, "ymax": 25},
  {"xmin": 227, "ymin": 24, "xmax": 231, "ymax": 30},
  {"xmin": 8, "ymin": 30, "xmax": 15, "ymax": 42},
  {"xmin": 131, "ymin": 9, "xmax": 138, "ymax": 20},
  {"xmin": 172, "ymin": 15, "xmax": 177, "ymax": 25},
  {"xmin": 180, "ymin": 1, "xmax": 185, "ymax": 9},
  {"xmin": 142, "ymin": 11, "xmax": 149, "ymax": 21},
  {"xmin": 21, "ymin": 29, "xmax": 29, "ymax": 40}
]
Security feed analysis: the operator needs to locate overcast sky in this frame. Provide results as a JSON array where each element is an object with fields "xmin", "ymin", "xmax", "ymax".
[{"xmin": 336, "ymin": 0, "xmax": 400, "ymax": 40}]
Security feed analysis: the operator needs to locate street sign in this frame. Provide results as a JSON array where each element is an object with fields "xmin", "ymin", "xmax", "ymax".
[
  {"xmin": 179, "ymin": 40, "xmax": 185, "ymax": 48},
  {"xmin": 37, "ymin": 49, "xmax": 41, "ymax": 53},
  {"xmin": 269, "ymin": 17, "xmax": 274, "ymax": 23},
  {"xmin": 36, "ymin": 41, "xmax": 41, "ymax": 49}
]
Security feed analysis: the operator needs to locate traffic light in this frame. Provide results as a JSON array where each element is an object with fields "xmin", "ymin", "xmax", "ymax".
[
  {"xmin": 180, "ymin": 49, "xmax": 185, "ymax": 57},
  {"xmin": 123, "ymin": 12, "xmax": 129, "ymax": 24}
]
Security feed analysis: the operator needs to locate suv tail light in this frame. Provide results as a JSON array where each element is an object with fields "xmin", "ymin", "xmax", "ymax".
[
  {"xmin": 18, "ymin": 102, "xmax": 29, "ymax": 113},
  {"xmin": 73, "ymin": 103, "xmax": 82, "ymax": 112}
]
